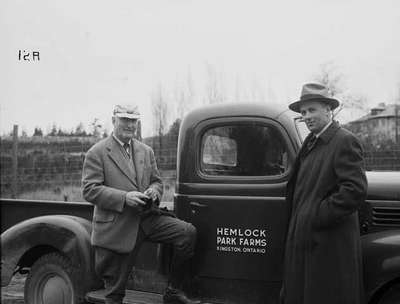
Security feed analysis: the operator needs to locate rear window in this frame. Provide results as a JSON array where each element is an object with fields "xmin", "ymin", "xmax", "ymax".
[{"xmin": 200, "ymin": 123, "xmax": 288, "ymax": 176}]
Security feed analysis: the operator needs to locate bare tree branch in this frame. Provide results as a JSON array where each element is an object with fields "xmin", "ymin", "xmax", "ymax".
[
  {"xmin": 205, "ymin": 63, "xmax": 225, "ymax": 104},
  {"xmin": 313, "ymin": 61, "xmax": 368, "ymax": 116}
]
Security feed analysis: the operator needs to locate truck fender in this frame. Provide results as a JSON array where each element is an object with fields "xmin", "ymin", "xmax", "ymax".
[
  {"xmin": 361, "ymin": 230, "xmax": 400, "ymax": 301},
  {"xmin": 1, "ymin": 215, "xmax": 95, "ymax": 288}
]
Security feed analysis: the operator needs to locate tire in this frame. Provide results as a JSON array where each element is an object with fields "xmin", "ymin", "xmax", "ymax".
[
  {"xmin": 24, "ymin": 252, "xmax": 85, "ymax": 304},
  {"xmin": 377, "ymin": 282, "xmax": 400, "ymax": 304}
]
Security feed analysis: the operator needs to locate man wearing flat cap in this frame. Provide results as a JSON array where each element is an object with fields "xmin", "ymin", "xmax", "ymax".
[
  {"xmin": 281, "ymin": 83, "xmax": 367, "ymax": 304},
  {"xmin": 82, "ymin": 104, "xmax": 200, "ymax": 304}
]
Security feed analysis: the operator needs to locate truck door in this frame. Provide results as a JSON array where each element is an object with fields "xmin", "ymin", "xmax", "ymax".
[{"xmin": 176, "ymin": 117, "xmax": 296, "ymax": 297}]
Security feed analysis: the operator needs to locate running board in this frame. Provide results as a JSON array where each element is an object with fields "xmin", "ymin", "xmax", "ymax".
[
  {"xmin": 86, "ymin": 289, "xmax": 163, "ymax": 304},
  {"xmin": 86, "ymin": 289, "xmax": 219, "ymax": 304}
]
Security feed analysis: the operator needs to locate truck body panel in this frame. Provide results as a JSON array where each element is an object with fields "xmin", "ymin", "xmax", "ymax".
[{"xmin": 362, "ymin": 230, "xmax": 400, "ymax": 299}]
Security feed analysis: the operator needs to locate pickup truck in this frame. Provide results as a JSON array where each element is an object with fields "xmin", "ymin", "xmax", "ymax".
[{"xmin": 1, "ymin": 103, "xmax": 400, "ymax": 304}]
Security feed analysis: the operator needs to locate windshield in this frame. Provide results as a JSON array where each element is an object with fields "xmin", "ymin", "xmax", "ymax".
[{"xmin": 294, "ymin": 116, "xmax": 310, "ymax": 143}]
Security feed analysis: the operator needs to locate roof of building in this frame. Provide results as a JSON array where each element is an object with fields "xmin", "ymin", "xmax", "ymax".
[{"xmin": 348, "ymin": 103, "xmax": 400, "ymax": 124}]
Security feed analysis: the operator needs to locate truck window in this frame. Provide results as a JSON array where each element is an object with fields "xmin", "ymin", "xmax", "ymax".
[{"xmin": 201, "ymin": 124, "xmax": 288, "ymax": 176}]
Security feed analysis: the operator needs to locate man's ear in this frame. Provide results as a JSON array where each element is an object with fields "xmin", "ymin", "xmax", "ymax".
[{"xmin": 324, "ymin": 105, "xmax": 332, "ymax": 115}]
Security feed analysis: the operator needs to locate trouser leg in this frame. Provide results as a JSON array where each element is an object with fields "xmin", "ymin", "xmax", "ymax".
[
  {"xmin": 140, "ymin": 215, "xmax": 197, "ymax": 289},
  {"xmin": 94, "ymin": 231, "xmax": 145, "ymax": 304}
]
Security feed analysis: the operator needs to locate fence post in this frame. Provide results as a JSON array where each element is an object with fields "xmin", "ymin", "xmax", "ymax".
[{"xmin": 11, "ymin": 125, "xmax": 18, "ymax": 198}]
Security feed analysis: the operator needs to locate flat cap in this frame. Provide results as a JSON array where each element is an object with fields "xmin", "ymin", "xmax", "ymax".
[{"xmin": 113, "ymin": 104, "xmax": 140, "ymax": 119}]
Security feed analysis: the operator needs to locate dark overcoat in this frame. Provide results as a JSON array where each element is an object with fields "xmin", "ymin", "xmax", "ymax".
[{"xmin": 282, "ymin": 121, "xmax": 368, "ymax": 304}]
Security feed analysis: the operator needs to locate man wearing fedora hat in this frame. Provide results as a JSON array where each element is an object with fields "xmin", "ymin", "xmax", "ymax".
[
  {"xmin": 281, "ymin": 83, "xmax": 367, "ymax": 304},
  {"xmin": 82, "ymin": 104, "xmax": 200, "ymax": 304}
]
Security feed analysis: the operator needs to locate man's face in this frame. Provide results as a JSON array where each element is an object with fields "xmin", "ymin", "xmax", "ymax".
[
  {"xmin": 112, "ymin": 116, "xmax": 138, "ymax": 143},
  {"xmin": 299, "ymin": 101, "xmax": 331, "ymax": 134}
]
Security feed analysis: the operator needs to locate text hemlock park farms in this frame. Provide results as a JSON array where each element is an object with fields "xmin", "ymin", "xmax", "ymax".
[{"xmin": 216, "ymin": 227, "xmax": 267, "ymax": 254}]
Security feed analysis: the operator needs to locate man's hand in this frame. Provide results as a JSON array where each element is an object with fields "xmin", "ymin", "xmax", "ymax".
[
  {"xmin": 144, "ymin": 188, "xmax": 158, "ymax": 202},
  {"xmin": 125, "ymin": 191, "xmax": 149, "ymax": 209}
]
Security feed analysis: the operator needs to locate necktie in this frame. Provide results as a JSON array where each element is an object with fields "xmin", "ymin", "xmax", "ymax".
[
  {"xmin": 123, "ymin": 143, "xmax": 130, "ymax": 158},
  {"xmin": 306, "ymin": 134, "xmax": 317, "ymax": 152}
]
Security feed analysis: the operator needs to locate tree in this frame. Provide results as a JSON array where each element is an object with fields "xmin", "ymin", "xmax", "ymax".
[
  {"xmin": 250, "ymin": 76, "xmax": 266, "ymax": 103},
  {"xmin": 168, "ymin": 118, "xmax": 181, "ymax": 138},
  {"xmin": 313, "ymin": 62, "xmax": 344, "ymax": 97},
  {"xmin": 56, "ymin": 128, "xmax": 69, "ymax": 136},
  {"xmin": 205, "ymin": 63, "xmax": 225, "ymax": 104},
  {"xmin": 74, "ymin": 122, "xmax": 87, "ymax": 137},
  {"xmin": 136, "ymin": 120, "xmax": 142, "ymax": 141},
  {"xmin": 395, "ymin": 81, "xmax": 400, "ymax": 144},
  {"xmin": 48, "ymin": 123, "xmax": 58, "ymax": 136},
  {"xmin": 313, "ymin": 62, "xmax": 367, "ymax": 117},
  {"xmin": 174, "ymin": 68, "xmax": 196, "ymax": 119},
  {"xmin": 152, "ymin": 83, "xmax": 168, "ymax": 137},
  {"xmin": 33, "ymin": 127, "xmax": 43, "ymax": 137},
  {"xmin": 89, "ymin": 118, "xmax": 102, "ymax": 138},
  {"xmin": 151, "ymin": 83, "xmax": 169, "ymax": 158}
]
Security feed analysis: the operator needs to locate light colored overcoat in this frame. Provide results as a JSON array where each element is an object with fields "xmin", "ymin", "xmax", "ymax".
[{"xmin": 82, "ymin": 135, "xmax": 163, "ymax": 253}]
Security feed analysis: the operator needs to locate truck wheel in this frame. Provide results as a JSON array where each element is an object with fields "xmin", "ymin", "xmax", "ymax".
[{"xmin": 24, "ymin": 252, "xmax": 84, "ymax": 304}]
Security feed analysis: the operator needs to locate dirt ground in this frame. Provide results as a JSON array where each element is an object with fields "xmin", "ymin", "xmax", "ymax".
[
  {"xmin": 2, "ymin": 272, "xmax": 399, "ymax": 304},
  {"xmin": 1, "ymin": 274, "xmax": 25, "ymax": 304}
]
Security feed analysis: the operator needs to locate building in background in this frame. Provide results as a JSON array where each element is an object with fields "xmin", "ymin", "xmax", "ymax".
[{"xmin": 345, "ymin": 103, "xmax": 400, "ymax": 147}]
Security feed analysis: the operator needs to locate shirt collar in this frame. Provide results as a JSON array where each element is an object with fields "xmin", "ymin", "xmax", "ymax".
[
  {"xmin": 112, "ymin": 133, "xmax": 131, "ymax": 147},
  {"xmin": 315, "ymin": 120, "xmax": 333, "ymax": 138}
]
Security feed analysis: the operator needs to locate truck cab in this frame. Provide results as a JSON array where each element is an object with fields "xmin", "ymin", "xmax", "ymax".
[{"xmin": 174, "ymin": 103, "xmax": 400, "ymax": 303}]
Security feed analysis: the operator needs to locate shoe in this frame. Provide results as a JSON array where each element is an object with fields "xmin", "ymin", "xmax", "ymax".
[{"xmin": 163, "ymin": 287, "xmax": 201, "ymax": 304}]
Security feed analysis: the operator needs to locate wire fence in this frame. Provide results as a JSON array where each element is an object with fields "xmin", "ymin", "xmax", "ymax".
[
  {"xmin": 1, "ymin": 135, "xmax": 400, "ymax": 201},
  {"xmin": 0, "ymin": 135, "xmax": 178, "ymax": 201},
  {"xmin": 364, "ymin": 150, "xmax": 400, "ymax": 171}
]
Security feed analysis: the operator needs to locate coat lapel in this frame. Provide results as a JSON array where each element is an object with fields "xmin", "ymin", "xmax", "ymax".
[
  {"xmin": 300, "ymin": 121, "xmax": 340, "ymax": 157},
  {"xmin": 106, "ymin": 136, "xmax": 138, "ymax": 187},
  {"xmin": 299, "ymin": 132, "xmax": 315, "ymax": 157},
  {"xmin": 132, "ymin": 139, "xmax": 145, "ymax": 192},
  {"xmin": 286, "ymin": 131, "xmax": 317, "ymax": 214},
  {"xmin": 318, "ymin": 121, "xmax": 340, "ymax": 144}
]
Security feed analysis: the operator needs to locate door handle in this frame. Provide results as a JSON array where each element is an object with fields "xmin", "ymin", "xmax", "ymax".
[{"xmin": 189, "ymin": 202, "xmax": 208, "ymax": 208}]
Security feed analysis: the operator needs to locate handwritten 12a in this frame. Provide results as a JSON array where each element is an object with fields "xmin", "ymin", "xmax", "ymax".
[{"xmin": 18, "ymin": 50, "xmax": 40, "ymax": 61}]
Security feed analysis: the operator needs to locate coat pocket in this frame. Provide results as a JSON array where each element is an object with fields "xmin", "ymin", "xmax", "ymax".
[{"xmin": 94, "ymin": 210, "xmax": 115, "ymax": 223}]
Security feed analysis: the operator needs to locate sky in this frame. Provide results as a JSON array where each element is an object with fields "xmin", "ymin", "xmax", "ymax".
[{"xmin": 1, "ymin": 0, "xmax": 400, "ymax": 137}]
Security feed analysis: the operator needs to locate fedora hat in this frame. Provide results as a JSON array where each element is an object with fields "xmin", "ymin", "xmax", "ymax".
[{"xmin": 289, "ymin": 83, "xmax": 340, "ymax": 113}]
